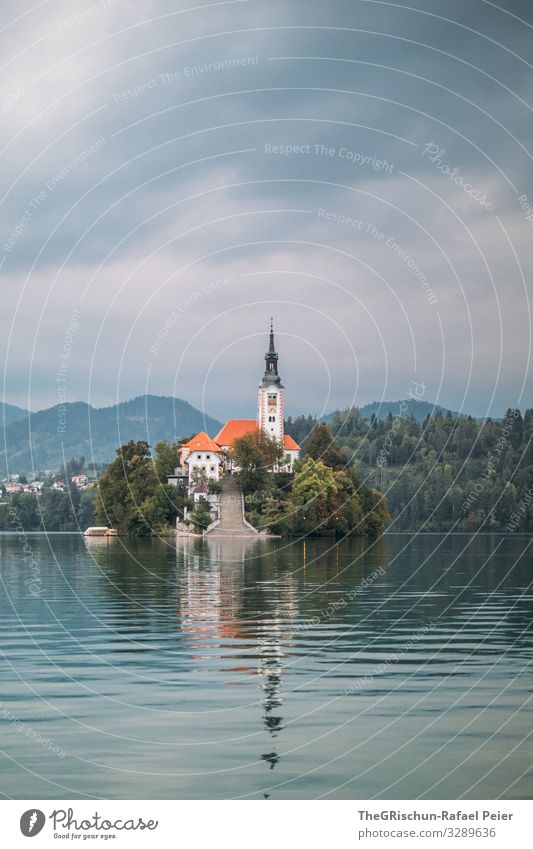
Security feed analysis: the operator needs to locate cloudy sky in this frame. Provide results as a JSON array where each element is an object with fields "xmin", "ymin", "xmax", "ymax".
[{"xmin": 1, "ymin": 0, "xmax": 532, "ymax": 420}]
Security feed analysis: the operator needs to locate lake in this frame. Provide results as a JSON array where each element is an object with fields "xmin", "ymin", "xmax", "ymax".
[{"xmin": 0, "ymin": 531, "xmax": 531, "ymax": 799}]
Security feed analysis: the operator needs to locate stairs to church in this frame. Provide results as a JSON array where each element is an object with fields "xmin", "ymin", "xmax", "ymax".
[{"xmin": 204, "ymin": 476, "xmax": 259, "ymax": 537}]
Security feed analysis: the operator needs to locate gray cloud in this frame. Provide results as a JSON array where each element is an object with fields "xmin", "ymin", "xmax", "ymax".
[{"xmin": 1, "ymin": 0, "xmax": 532, "ymax": 419}]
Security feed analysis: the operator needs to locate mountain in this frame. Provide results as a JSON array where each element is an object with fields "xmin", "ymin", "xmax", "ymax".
[
  {"xmin": 323, "ymin": 399, "xmax": 469, "ymax": 424},
  {"xmin": 0, "ymin": 392, "xmax": 479, "ymax": 476},
  {"xmin": 1, "ymin": 401, "xmax": 28, "ymax": 427},
  {"xmin": 360, "ymin": 399, "xmax": 469, "ymax": 422},
  {"xmin": 0, "ymin": 395, "xmax": 222, "ymax": 476}
]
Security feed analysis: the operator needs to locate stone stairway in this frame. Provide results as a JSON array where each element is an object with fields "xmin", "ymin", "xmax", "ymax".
[{"xmin": 205, "ymin": 476, "xmax": 258, "ymax": 537}]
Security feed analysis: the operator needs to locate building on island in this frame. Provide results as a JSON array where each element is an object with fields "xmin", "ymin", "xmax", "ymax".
[{"xmin": 168, "ymin": 321, "xmax": 300, "ymax": 503}]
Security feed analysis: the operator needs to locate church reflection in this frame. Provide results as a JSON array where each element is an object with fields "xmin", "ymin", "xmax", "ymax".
[
  {"xmin": 176, "ymin": 536, "xmax": 298, "ymax": 773},
  {"xmin": 86, "ymin": 534, "xmax": 390, "ymax": 785},
  {"xmin": 255, "ymin": 569, "xmax": 297, "ymax": 769},
  {"xmin": 175, "ymin": 537, "xmax": 248, "ymax": 648}
]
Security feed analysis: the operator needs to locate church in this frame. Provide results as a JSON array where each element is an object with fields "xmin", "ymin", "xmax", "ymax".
[{"xmin": 170, "ymin": 321, "xmax": 300, "ymax": 496}]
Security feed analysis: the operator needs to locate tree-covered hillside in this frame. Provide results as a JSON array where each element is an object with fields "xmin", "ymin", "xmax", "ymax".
[
  {"xmin": 286, "ymin": 407, "xmax": 533, "ymax": 532},
  {"xmin": 0, "ymin": 402, "xmax": 28, "ymax": 427},
  {"xmin": 0, "ymin": 395, "xmax": 221, "ymax": 476},
  {"xmin": 234, "ymin": 425, "xmax": 390, "ymax": 537},
  {"xmin": 320, "ymin": 399, "xmax": 470, "ymax": 424}
]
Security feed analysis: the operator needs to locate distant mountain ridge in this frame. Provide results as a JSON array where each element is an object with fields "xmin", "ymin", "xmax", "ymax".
[
  {"xmin": 1, "ymin": 402, "xmax": 29, "ymax": 427},
  {"xmin": 0, "ymin": 395, "xmax": 222, "ymax": 476},
  {"xmin": 323, "ymin": 399, "xmax": 472, "ymax": 424},
  {"xmin": 360, "ymin": 399, "xmax": 470, "ymax": 422},
  {"xmin": 0, "ymin": 393, "xmax": 483, "ymax": 476}
]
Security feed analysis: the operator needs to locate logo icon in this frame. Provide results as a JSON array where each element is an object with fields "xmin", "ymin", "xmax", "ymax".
[{"xmin": 20, "ymin": 810, "xmax": 45, "ymax": 837}]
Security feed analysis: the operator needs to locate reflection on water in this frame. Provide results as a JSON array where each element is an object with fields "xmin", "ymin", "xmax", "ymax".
[
  {"xmin": 177, "ymin": 537, "xmax": 299, "ymax": 774},
  {"xmin": 0, "ymin": 532, "xmax": 531, "ymax": 799}
]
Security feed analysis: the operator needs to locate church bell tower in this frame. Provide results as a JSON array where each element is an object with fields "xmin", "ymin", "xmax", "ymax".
[{"xmin": 258, "ymin": 319, "xmax": 284, "ymax": 442}]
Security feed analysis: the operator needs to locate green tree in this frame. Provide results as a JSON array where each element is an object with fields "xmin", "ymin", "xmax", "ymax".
[
  {"xmin": 154, "ymin": 440, "xmax": 179, "ymax": 480},
  {"xmin": 232, "ymin": 430, "xmax": 284, "ymax": 493},
  {"xmin": 270, "ymin": 456, "xmax": 389, "ymax": 538},
  {"xmin": 96, "ymin": 440, "xmax": 186, "ymax": 535},
  {"xmin": 140, "ymin": 484, "xmax": 187, "ymax": 533},
  {"xmin": 40, "ymin": 489, "xmax": 77, "ymax": 531},
  {"xmin": 95, "ymin": 440, "xmax": 157, "ymax": 535},
  {"xmin": 1, "ymin": 491, "xmax": 39, "ymax": 530},
  {"xmin": 325, "ymin": 406, "xmax": 533, "ymax": 532},
  {"xmin": 188, "ymin": 497, "xmax": 213, "ymax": 533},
  {"xmin": 282, "ymin": 457, "xmax": 341, "ymax": 535},
  {"xmin": 77, "ymin": 489, "xmax": 97, "ymax": 529},
  {"xmin": 304, "ymin": 423, "xmax": 349, "ymax": 469}
]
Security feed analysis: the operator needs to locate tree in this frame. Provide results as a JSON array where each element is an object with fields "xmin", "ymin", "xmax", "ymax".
[
  {"xmin": 284, "ymin": 414, "xmax": 318, "ymax": 447},
  {"xmin": 95, "ymin": 440, "xmax": 157, "ymax": 534},
  {"xmin": 188, "ymin": 497, "xmax": 212, "ymax": 533},
  {"xmin": 78, "ymin": 489, "xmax": 97, "ymax": 529},
  {"xmin": 139, "ymin": 484, "xmax": 185, "ymax": 532},
  {"xmin": 0, "ymin": 491, "xmax": 39, "ymax": 530},
  {"xmin": 96, "ymin": 440, "xmax": 187, "ymax": 535},
  {"xmin": 154, "ymin": 440, "xmax": 179, "ymax": 480},
  {"xmin": 361, "ymin": 488, "xmax": 391, "ymax": 536},
  {"xmin": 304, "ymin": 423, "xmax": 348, "ymax": 470},
  {"xmin": 282, "ymin": 457, "xmax": 341, "ymax": 536},
  {"xmin": 231, "ymin": 430, "xmax": 284, "ymax": 493},
  {"xmin": 322, "ymin": 406, "xmax": 533, "ymax": 532},
  {"xmin": 267, "ymin": 454, "xmax": 389, "ymax": 538}
]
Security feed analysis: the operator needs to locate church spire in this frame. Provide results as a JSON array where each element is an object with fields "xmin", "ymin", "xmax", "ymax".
[
  {"xmin": 268, "ymin": 316, "xmax": 276, "ymax": 354},
  {"xmin": 261, "ymin": 318, "xmax": 282, "ymax": 387}
]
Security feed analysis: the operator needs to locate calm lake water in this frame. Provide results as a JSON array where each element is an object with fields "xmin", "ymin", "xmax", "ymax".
[{"xmin": 0, "ymin": 532, "xmax": 531, "ymax": 800}]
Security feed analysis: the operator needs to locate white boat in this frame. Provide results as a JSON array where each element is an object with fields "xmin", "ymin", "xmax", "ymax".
[{"xmin": 84, "ymin": 526, "xmax": 118, "ymax": 537}]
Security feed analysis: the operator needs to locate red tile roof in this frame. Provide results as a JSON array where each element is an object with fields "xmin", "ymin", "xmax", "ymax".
[
  {"xmin": 214, "ymin": 419, "xmax": 258, "ymax": 447},
  {"xmin": 182, "ymin": 422, "xmax": 300, "ymax": 454},
  {"xmin": 183, "ymin": 431, "xmax": 221, "ymax": 452}
]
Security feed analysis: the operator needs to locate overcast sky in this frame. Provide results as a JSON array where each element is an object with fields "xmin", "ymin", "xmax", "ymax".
[{"xmin": 1, "ymin": 0, "xmax": 532, "ymax": 420}]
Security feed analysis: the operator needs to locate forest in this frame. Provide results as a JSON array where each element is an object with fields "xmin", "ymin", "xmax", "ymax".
[
  {"xmin": 286, "ymin": 407, "xmax": 533, "ymax": 532},
  {"xmin": 2, "ymin": 405, "xmax": 532, "ymax": 535},
  {"xmin": 234, "ymin": 427, "xmax": 390, "ymax": 537}
]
